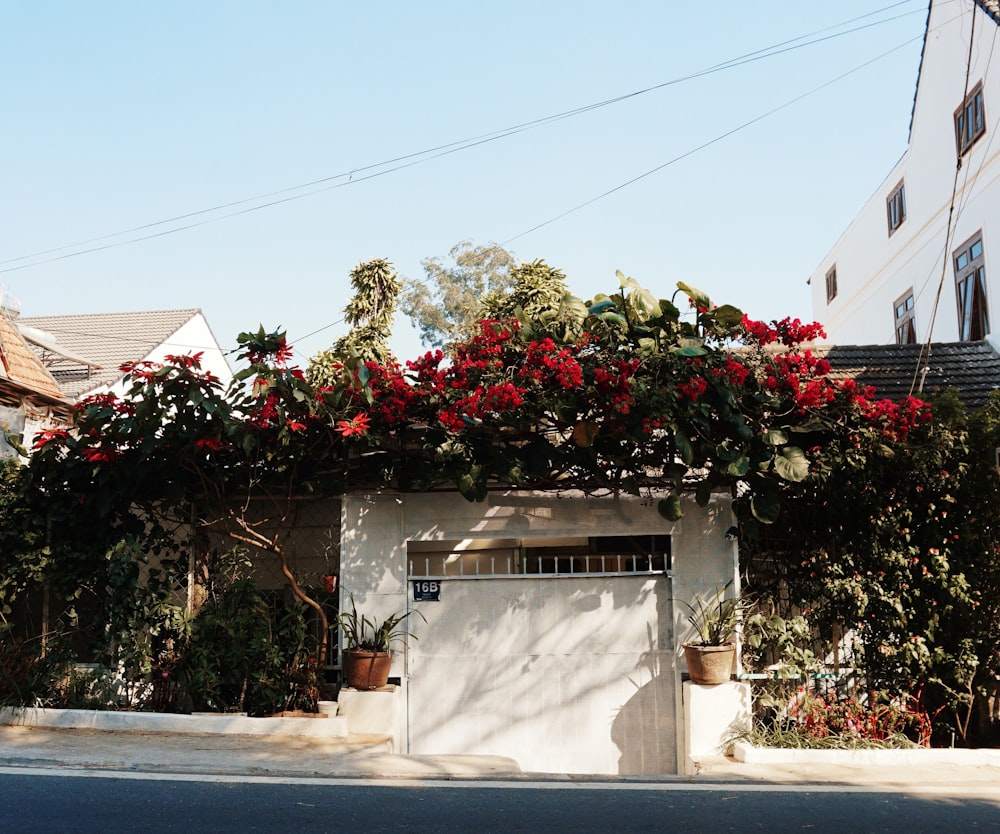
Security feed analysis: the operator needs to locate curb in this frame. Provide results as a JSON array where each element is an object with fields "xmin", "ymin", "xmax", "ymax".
[
  {"xmin": 0, "ymin": 707, "xmax": 349, "ymax": 738},
  {"xmin": 732, "ymin": 740, "xmax": 1000, "ymax": 767}
]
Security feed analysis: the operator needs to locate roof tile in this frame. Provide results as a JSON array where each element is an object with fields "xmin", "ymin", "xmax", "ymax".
[
  {"xmin": 0, "ymin": 315, "xmax": 67, "ymax": 404},
  {"xmin": 817, "ymin": 340, "xmax": 1000, "ymax": 409},
  {"xmin": 19, "ymin": 309, "xmax": 202, "ymax": 399}
]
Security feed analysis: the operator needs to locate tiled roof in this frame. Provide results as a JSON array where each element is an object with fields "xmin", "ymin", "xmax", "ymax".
[
  {"xmin": 0, "ymin": 314, "xmax": 67, "ymax": 405},
  {"xmin": 19, "ymin": 309, "xmax": 201, "ymax": 399},
  {"xmin": 816, "ymin": 340, "xmax": 1000, "ymax": 409}
]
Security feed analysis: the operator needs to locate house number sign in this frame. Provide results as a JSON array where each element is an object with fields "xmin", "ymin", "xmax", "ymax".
[{"xmin": 412, "ymin": 580, "xmax": 441, "ymax": 601}]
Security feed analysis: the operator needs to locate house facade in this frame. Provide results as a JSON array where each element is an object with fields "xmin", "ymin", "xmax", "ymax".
[
  {"xmin": 338, "ymin": 490, "xmax": 740, "ymax": 776},
  {"xmin": 810, "ymin": 0, "xmax": 1000, "ymax": 348},
  {"xmin": 17, "ymin": 308, "xmax": 232, "ymax": 400},
  {"xmin": 0, "ymin": 312, "xmax": 72, "ymax": 456}
]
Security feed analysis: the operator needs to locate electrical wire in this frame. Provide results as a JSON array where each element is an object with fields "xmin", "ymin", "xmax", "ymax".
[
  {"xmin": 0, "ymin": 2, "xmax": 925, "ymax": 276},
  {"xmin": 504, "ymin": 35, "xmax": 923, "ymax": 245},
  {"xmin": 912, "ymin": 0, "xmax": 981, "ymax": 396}
]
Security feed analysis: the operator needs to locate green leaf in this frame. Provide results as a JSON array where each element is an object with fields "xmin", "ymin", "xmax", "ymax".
[
  {"xmin": 676, "ymin": 281, "xmax": 712, "ymax": 311},
  {"xmin": 723, "ymin": 456, "xmax": 750, "ymax": 476},
  {"xmin": 764, "ymin": 429, "xmax": 789, "ymax": 446},
  {"xmin": 457, "ymin": 466, "xmax": 487, "ymax": 502},
  {"xmin": 789, "ymin": 418, "xmax": 827, "ymax": 433},
  {"xmin": 674, "ymin": 430, "xmax": 694, "ymax": 465},
  {"xmin": 559, "ymin": 295, "xmax": 590, "ymax": 321},
  {"xmin": 658, "ymin": 495, "xmax": 683, "ymax": 522},
  {"xmin": 750, "ymin": 490, "xmax": 781, "ymax": 523},
  {"xmin": 675, "ymin": 344, "xmax": 708, "ymax": 357},
  {"xmin": 637, "ymin": 337, "xmax": 658, "ymax": 356},
  {"xmin": 773, "ymin": 446, "xmax": 810, "ymax": 482},
  {"xmin": 713, "ymin": 304, "xmax": 744, "ymax": 326},
  {"xmin": 658, "ymin": 298, "xmax": 681, "ymax": 321},
  {"xmin": 588, "ymin": 299, "xmax": 618, "ymax": 315}
]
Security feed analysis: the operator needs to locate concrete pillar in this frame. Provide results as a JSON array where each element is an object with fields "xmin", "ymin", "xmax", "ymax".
[{"xmin": 682, "ymin": 680, "xmax": 750, "ymax": 775}]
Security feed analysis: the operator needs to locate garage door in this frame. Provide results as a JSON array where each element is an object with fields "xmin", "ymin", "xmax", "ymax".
[{"xmin": 405, "ymin": 539, "xmax": 677, "ymax": 775}]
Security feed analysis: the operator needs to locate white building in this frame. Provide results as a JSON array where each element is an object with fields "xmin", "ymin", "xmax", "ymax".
[
  {"xmin": 17, "ymin": 309, "xmax": 232, "ymax": 400},
  {"xmin": 810, "ymin": 0, "xmax": 1000, "ymax": 347}
]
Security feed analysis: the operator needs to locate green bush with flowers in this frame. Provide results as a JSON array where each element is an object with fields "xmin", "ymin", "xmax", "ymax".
[{"xmin": 2, "ymin": 258, "xmax": 998, "ymax": 743}]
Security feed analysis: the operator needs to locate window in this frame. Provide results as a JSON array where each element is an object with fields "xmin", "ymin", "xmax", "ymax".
[
  {"xmin": 954, "ymin": 232, "xmax": 989, "ymax": 341},
  {"xmin": 825, "ymin": 266, "xmax": 838, "ymax": 304},
  {"xmin": 886, "ymin": 180, "xmax": 906, "ymax": 236},
  {"xmin": 955, "ymin": 83, "xmax": 986, "ymax": 155},
  {"xmin": 893, "ymin": 290, "xmax": 916, "ymax": 344}
]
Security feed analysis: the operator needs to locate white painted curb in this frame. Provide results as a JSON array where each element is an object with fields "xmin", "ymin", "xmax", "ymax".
[
  {"xmin": 733, "ymin": 740, "xmax": 1000, "ymax": 767},
  {"xmin": 0, "ymin": 707, "xmax": 350, "ymax": 738}
]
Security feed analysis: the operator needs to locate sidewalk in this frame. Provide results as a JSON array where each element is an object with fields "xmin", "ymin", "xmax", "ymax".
[
  {"xmin": 2, "ymin": 722, "xmax": 1000, "ymax": 791},
  {"xmin": 0, "ymin": 724, "xmax": 522, "ymax": 780}
]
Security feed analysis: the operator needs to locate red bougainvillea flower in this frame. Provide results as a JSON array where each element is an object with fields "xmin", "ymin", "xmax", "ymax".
[
  {"xmin": 677, "ymin": 377, "xmax": 708, "ymax": 402},
  {"xmin": 33, "ymin": 428, "xmax": 71, "ymax": 449},
  {"xmin": 195, "ymin": 437, "xmax": 226, "ymax": 451},
  {"xmin": 336, "ymin": 413, "xmax": 371, "ymax": 437},
  {"xmin": 83, "ymin": 448, "xmax": 118, "ymax": 463}
]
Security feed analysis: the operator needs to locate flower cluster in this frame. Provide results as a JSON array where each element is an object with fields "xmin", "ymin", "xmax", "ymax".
[
  {"xmin": 787, "ymin": 689, "xmax": 933, "ymax": 747},
  {"xmin": 519, "ymin": 338, "xmax": 584, "ymax": 390},
  {"xmin": 677, "ymin": 376, "xmax": 708, "ymax": 402},
  {"xmin": 742, "ymin": 315, "xmax": 827, "ymax": 347},
  {"xmin": 850, "ymin": 392, "xmax": 932, "ymax": 441},
  {"xmin": 591, "ymin": 358, "xmax": 640, "ymax": 415}
]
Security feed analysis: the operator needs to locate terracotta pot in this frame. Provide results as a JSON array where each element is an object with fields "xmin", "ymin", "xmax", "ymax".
[
  {"xmin": 343, "ymin": 649, "xmax": 392, "ymax": 690},
  {"xmin": 683, "ymin": 642, "xmax": 736, "ymax": 685}
]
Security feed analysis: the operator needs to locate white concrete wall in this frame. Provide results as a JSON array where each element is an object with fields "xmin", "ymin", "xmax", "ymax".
[
  {"xmin": 810, "ymin": 0, "xmax": 1000, "ymax": 346},
  {"xmin": 683, "ymin": 681, "xmax": 751, "ymax": 775},
  {"xmin": 339, "ymin": 490, "xmax": 738, "ymax": 775},
  {"xmin": 142, "ymin": 312, "xmax": 233, "ymax": 388}
]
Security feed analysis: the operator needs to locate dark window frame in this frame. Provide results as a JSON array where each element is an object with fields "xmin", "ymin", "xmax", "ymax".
[
  {"xmin": 955, "ymin": 82, "xmax": 986, "ymax": 155},
  {"xmin": 954, "ymin": 231, "xmax": 989, "ymax": 341},
  {"xmin": 887, "ymin": 180, "xmax": 906, "ymax": 236},
  {"xmin": 825, "ymin": 265, "xmax": 838, "ymax": 304},
  {"xmin": 893, "ymin": 289, "xmax": 916, "ymax": 345}
]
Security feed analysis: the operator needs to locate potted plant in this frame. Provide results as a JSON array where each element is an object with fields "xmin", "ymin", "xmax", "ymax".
[
  {"xmin": 679, "ymin": 586, "xmax": 747, "ymax": 685},
  {"xmin": 337, "ymin": 593, "xmax": 424, "ymax": 690}
]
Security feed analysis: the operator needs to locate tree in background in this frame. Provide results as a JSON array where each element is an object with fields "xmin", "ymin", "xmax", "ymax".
[
  {"xmin": 307, "ymin": 258, "xmax": 400, "ymax": 387},
  {"xmin": 399, "ymin": 240, "xmax": 516, "ymax": 347}
]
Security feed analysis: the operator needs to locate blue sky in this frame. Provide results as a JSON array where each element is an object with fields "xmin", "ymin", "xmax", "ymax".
[{"xmin": 1, "ymin": 2, "xmax": 928, "ymax": 365}]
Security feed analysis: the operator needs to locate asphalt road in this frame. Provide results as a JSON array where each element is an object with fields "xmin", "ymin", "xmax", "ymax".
[{"xmin": 2, "ymin": 769, "xmax": 999, "ymax": 833}]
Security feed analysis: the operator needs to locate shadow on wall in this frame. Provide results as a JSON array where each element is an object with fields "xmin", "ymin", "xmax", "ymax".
[
  {"xmin": 611, "ymin": 672, "xmax": 677, "ymax": 774},
  {"xmin": 405, "ymin": 574, "xmax": 677, "ymax": 775},
  {"xmin": 610, "ymin": 576, "xmax": 678, "ymax": 775}
]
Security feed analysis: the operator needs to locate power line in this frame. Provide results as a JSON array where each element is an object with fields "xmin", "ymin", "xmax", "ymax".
[
  {"xmin": 0, "ymin": 2, "xmax": 924, "ymax": 276},
  {"xmin": 504, "ymin": 35, "xmax": 924, "ymax": 244}
]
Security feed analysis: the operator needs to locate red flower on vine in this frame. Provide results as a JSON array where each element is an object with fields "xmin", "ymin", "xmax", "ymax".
[{"xmin": 337, "ymin": 413, "xmax": 371, "ymax": 437}]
